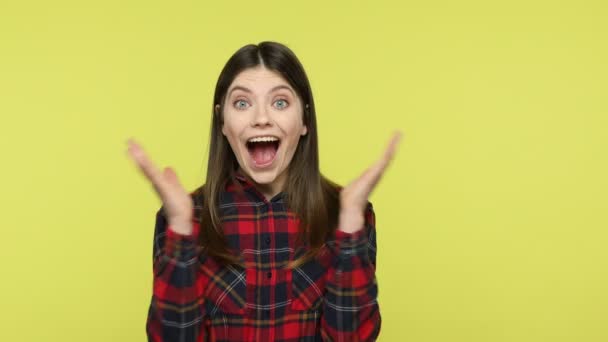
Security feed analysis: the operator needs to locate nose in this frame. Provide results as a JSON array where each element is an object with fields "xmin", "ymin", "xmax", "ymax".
[{"xmin": 251, "ymin": 105, "xmax": 272, "ymax": 127}]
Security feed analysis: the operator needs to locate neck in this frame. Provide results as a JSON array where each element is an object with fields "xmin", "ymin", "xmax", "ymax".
[{"xmin": 237, "ymin": 166, "xmax": 287, "ymax": 201}]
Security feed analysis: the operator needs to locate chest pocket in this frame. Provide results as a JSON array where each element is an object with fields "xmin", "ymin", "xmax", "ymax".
[
  {"xmin": 290, "ymin": 256, "xmax": 327, "ymax": 311},
  {"xmin": 202, "ymin": 262, "xmax": 247, "ymax": 316}
]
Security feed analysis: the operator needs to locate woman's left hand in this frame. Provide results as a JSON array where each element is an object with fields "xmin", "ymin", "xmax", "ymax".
[{"xmin": 338, "ymin": 131, "xmax": 403, "ymax": 233}]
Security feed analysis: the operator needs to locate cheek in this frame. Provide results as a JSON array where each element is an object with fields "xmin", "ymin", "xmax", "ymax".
[
  {"xmin": 279, "ymin": 114, "xmax": 305, "ymax": 133},
  {"xmin": 222, "ymin": 127, "xmax": 240, "ymax": 150},
  {"xmin": 223, "ymin": 114, "xmax": 248, "ymax": 133},
  {"xmin": 222, "ymin": 118, "xmax": 240, "ymax": 138},
  {"xmin": 282, "ymin": 125, "xmax": 305, "ymax": 148},
  {"xmin": 284, "ymin": 133, "xmax": 303, "ymax": 154}
]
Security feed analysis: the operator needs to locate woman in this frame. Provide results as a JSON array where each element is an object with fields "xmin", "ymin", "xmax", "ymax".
[{"xmin": 127, "ymin": 41, "xmax": 401, "ymax": 341}]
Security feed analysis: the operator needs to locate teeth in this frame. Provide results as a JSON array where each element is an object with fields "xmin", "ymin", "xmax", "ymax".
[{"xmin": 248, "ymin": 136, "xmax": 279, "ymax": 143}]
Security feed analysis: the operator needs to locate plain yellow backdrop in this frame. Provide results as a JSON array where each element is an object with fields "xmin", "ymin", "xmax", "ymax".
[{"xmin": 1, "ymin": 0, "xmax": 607, "ymax": 341}]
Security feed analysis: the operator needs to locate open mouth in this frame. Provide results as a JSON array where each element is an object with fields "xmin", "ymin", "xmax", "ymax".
[{"xmin": 246, "ymin": 137, "xmax": 281, "ymax": 167}]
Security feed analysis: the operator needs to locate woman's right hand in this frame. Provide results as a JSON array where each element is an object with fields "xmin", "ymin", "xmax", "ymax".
[{"xmin": 126, "ymin": 137, "xmax": 194, "ymax": 235}]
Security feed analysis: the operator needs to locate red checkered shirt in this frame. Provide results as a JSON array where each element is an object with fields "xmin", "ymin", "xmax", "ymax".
[{"xmin": 146, "ymin": 171, "xmax": 381, "ymax": 341}]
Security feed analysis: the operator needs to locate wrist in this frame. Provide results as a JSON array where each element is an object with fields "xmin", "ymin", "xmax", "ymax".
[
  {"xmin": 338, "ymin": 208, "xmax": 365, "ymax": 234},
  {"xmin": 168, "ymin": 219, "xmax": 193, "ymax": 236}
]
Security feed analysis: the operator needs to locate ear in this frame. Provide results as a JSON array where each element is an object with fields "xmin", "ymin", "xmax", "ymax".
[
  {"xmin": 215, "ymin": 104, "xmax": 226, "ymax": 135},
  {"xmin": 301, "ymin": 103, "xmax": 309, "ymax": 136}
]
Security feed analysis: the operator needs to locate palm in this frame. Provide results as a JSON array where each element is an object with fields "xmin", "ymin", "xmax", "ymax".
[
  {"xmin": 126, "ymin": 138, "xmax": 193, "ymax": 231},
  {"xmin": 340, "ymin": 131, "xmax": 402, "ymax": 213}
]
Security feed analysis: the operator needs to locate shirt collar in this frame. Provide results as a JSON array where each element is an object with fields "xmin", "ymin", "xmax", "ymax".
[{"xmin": 234, "ymin": 168, "xmax": 248, "ymax": 182}]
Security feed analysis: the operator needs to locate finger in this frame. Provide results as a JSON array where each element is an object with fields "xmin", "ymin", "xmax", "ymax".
[
  {"xmin": 382, "ymin": 131, "xmax": 402, "ymax": 164},
  {"xmin": 351, "ymin": 162, "xmax": 382, "ymax": 201},
  {"xmin": 365, "ymin": 160, "xmax": 386, "ymax": 191},
  {"xmin": 127, "ymin": 140, "xmax": 157, "ymax": 178},
  {"xmin": 360, "ymin": 131, "xmax": 403, "ymax": 191},
  {"xmin": 375, "ymin": 131, "xmax": 403, "ymax": 175},
  {"xmin": 127, "ymin": 140, "xmax": 168, "ymax": 195},
  {"xmin": 163, "ymin": 167, "xmax": 185, "ymax": 190}
]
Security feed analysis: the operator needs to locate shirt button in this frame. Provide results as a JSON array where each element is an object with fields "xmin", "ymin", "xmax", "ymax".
[
  {"xmin": 265, "ymin": 237, "xmax": 271, "ymax": 245},
  {"xmin": 267, "ymin": 271, "xmax": 272, "ymax": 279}
]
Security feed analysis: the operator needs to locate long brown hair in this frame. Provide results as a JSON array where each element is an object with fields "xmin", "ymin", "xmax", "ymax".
[{"xmin": 196, "ymin": 41, "xmax": 340, "ymax": 269}]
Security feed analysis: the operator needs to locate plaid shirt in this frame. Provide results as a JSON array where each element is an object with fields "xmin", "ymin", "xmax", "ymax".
[{"xmin": 146, "ymin": 171, "xmax": 381, "ymax": 341}]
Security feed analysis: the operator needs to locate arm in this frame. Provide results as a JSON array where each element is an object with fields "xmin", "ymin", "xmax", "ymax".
[
  {"xmin": 321, "ymin": 202, "xmax": 381, "ymax": 342},
  {"xmin": 146, "ymin": 206, "xmax": 206, "ymax": 342}
]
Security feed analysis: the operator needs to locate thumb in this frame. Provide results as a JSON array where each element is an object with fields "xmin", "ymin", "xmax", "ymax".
[{"xmin": 163, "ymin": 167, "xmax": 181, "ymax": 187}]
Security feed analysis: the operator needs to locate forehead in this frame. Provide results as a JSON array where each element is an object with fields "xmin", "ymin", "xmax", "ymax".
[{"xmin": 228, "ymin": 67, "xmax": 294, "ymax": 95}]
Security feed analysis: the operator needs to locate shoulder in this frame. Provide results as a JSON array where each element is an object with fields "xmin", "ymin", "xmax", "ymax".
[
  {"xmin": 190, "ymin": 184, "xmax": 206, "ymax": 222},
  {"xmin": 190, "ymin": 184, "xmax": 205, "ymax": 206}
]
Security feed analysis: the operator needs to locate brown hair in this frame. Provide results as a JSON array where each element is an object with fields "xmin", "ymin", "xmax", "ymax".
[{"xmin": 196, "ymin": 41, "xmax": 340, "ymax": 269}]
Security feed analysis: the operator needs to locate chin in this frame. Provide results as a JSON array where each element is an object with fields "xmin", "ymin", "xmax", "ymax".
[
  {"xmin": 239, "ymin": 164, "xmax": 277, "ymax": 184},
  {"xmin": 249, "ymin": 172, "xmax": 277, "ymax": 184}
]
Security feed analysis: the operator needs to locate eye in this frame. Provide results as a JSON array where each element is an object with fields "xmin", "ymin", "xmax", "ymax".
[
  {"xmin": 274, "ymin": 98, "xmax": 289, "ymax": 109},
  {"xmin": 233, "ymin": 99, "xmax": 249, "ymax": 110}
]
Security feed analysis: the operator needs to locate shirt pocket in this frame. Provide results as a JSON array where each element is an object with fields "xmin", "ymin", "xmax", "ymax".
[
  {"xmin": 290, "ymin": 258, "xmax": 327, "ymax": 312},
  {"xmin": 203, "ymin": 263, "xmax": 248, "ymax": 316}
]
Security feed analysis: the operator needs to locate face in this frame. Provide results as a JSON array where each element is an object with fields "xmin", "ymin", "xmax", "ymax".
[{"xmin": 217, "ymin": 66, "xmax": 308, "ymax": 198}]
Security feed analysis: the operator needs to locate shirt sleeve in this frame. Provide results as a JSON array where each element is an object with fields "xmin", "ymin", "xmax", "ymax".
[
  {"xmin": 321, "ymin": 202, "xmax": 381, "ymax": 342},
  {"xmin": 145, "ymin": 205, "xmax": 206, "ymax": 342}
]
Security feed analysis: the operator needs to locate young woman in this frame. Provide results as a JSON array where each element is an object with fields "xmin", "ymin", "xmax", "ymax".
[{"xmin": 127, "ymin": 41, "xmax": 401, "ymax": 342}]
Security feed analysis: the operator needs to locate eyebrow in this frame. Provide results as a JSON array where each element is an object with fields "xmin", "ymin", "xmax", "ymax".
[{"xmin": 227, "ymin": 84, "xmax": 295, "ymax": 97}]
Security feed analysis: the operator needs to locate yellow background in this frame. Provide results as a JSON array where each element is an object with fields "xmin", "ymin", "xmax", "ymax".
[{"xmin": 1, "ymin": 0, "xmax": 607, "ymax": 341}]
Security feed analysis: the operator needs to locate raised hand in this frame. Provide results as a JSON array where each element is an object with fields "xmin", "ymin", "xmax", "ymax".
[
  {"xmin": 126, "ymin": 138, "xmax": 194, "ymax": 235},
  {"xmin": 338, "ymin": 131, "xmax": 403, "ymax": 233}
]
